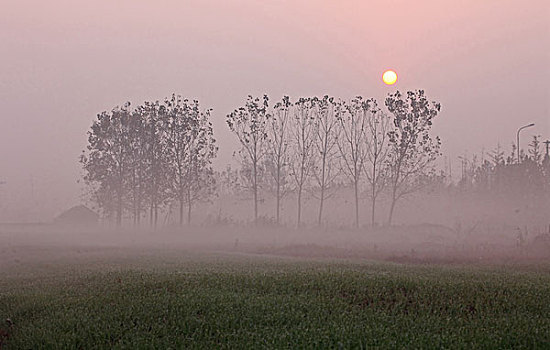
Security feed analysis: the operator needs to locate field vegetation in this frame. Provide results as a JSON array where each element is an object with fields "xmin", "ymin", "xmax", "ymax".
[{"xmin": 1, "ymin": 249, "xmax": 549, "ymax": 348}]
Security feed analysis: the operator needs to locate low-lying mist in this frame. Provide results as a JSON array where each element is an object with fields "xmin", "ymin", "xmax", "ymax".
[{"xmin": 2, "ymin": 194, "xmax": 549, "ymax": 272}]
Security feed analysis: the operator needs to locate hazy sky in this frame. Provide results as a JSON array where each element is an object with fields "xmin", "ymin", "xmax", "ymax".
[{"xmin": 1, "ymin": 0, "xmax": 549, "ymax": 221}]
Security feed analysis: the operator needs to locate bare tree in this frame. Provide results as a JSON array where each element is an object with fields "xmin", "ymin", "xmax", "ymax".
[
  {"xmin": 363, "ymin": 99, "xmax": 390, "ymax": 226},
  {"xmin": 265, "ymin": 96, "xmax": 291, "ymax": 224},
  {"xmin": 290, "ymin": 97, "xmax": 318, "ymax": 227},
  {"xmin": 226, "ymin": 95, "xmax": 270, "ymax": 224},
  {"xmin": 337, "ymin": 97, "xmax": 370, "ymax": 228},
  {"xmin": 312, "ymin": 96, "xmax": 341, "ymax": 226},
  {"xmin": 385, "ymin": 90, "xmax": 441, "ymax": 225}
]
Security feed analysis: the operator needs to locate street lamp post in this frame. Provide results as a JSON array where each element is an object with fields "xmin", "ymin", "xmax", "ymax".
[{"xmin": 516, "ymin": 123, "xmax": 535, "ymax": 163}]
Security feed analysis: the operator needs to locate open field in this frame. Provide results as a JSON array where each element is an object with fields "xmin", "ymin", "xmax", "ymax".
[{"xmin": 1, "ymin": 234, "xmax": 550, "ymax": 349}]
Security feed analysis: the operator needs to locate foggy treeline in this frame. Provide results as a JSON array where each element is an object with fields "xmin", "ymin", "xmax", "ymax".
[
  {"xmin": 446, "ymin": 138, "xmax": 550, "ymax": 225},
  {"xmin": 80, "ymin": 90, "xmax": 550, "ymax": 230}
]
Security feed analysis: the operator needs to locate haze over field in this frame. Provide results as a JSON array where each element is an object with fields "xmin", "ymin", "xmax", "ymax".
[
  {"xmin": 1, "ymin": 0, "xmax": 549, "ymax": 222},
  {"xmin": 1, "ymin": 3, "xmax": 550, "ymax": 348}
]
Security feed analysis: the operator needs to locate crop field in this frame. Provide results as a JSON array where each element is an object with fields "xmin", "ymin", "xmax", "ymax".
[{"xmin": 1, "ymin": 247, "xmax": 549, "ymax": 349}]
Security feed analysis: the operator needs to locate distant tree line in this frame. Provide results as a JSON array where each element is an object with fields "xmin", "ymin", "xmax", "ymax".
[
  {"xmin": 450, "ymin": 136, "xmax": 550, "ymax": 199},
  {"xmin": 81, "ymin": 90, "xmax": 443, "ymax": 227}
]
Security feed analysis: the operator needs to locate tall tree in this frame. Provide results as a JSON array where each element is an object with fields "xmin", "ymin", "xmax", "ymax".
[
  {"xmin": 166, "ymin": 95, "xmax": 193, "ymax": 225},
  {"xmin": 364, "ymin": 99, "xmax": 390, "ymax": 226},
  {"xmin": 312, "ymin": 96, "xmax": 341, "ymax": 226},
  {"xmin": 182, "ymin": 100, "xmax": 217, "ymax": 225},
  {"xmin": 385, "ymin": 90, "xmax": 441, "ymax": 225},
  {"xmin": 290, "ymin": 97, "xmax": 318, "ymax": 227},
  {"xmin": 265, "ymin": 96, "xmax": 291, "ymax": 225},
  {"xmin": 165, "ymin": 95, "xmax": 217, "ymax": 225},
  {"xmin": 226, "ymin": 95, "xmax": 270, "ymax": 224},
  {"xmin": 337, "ymin": 97, "xmax": 370, "ymax": 228},
  {"xmin": 126, "ymin": 108, "xmax": 148, "ymax": 226},
  {"xmin": 80, "ymin": 103, "xmax": 132, "ymax": 226},
  {"xmin": 140, "ymin": 101, "xmax": 170, "ymax": 227}
]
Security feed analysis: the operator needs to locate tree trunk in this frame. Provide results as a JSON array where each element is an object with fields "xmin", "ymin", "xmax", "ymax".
[
  {"xmin": 318, "ymin": 155, "xmax": 327, "ymax": 227},
  {"xmin": 387, "ymin": 197, "xmax": 397, "ymax": 226},
  {"xmin": 371, "ymin": 195, "xmax": 376, "ymax": 228},
  {"xmin": 371, "ymin": 163, "xmax": 377, "ymax": 227},
  {"xmin": 132, "ymin": 189, "xmax": 137, "ymax": 227},
  {"xmin": 318, "ymin": 186, "xmax": 325, "ymax": 227},
  {"xmin": 187, "ymin": 199, "xmax": 192, "ymax": 225},
  {"xmin": 388, "ymin": 159, "xmax": 402, "ymax": 226},
  {"xmin": 276, "ymin": 166, "xmax": 281, "ymax": 225},
  {"xmin": 387, "ymin": 176, "xmax": 399, "ymax": 226},
  {"xmin": 371, "ymin": 178, "xmax": 376, "ymax": 227},
  {"xmin": 276, "ymin": 186, "xmax": 280, "ymax": 225},
  {"xmin": 136, "ymin": 192, "xmax": 141, "ymax": 226},
  {"xmin": 116, "ymin": 191, "xmax": 123, "ymax": 227},
  {"xmin": 150, "ymin": 196, "xmax": 154, "ymax": 227},
  {"xmin": 131, "ymin": 172, "xmax": 137, "ymax": 226},
  {"xmin": 187, "ymin": 186, "xmax": 192, "ymax": 225},
  {"xmin": 154, "ymin": 203, "xmax": 158, "ymax": 227},
  {"xmin": 179, "ymin": 196, "xmax": 184, "ymax": 226},
  {"xmin": 354, "ymin": 179, "xmax": 359, "ymax": 229},
  {"xmin": 297, "ymin": 186, "xmax": 302, "ymax": 228},
  {"xmin": 253, "ymin": 160, "xmax": 258, "ymax": 225}
]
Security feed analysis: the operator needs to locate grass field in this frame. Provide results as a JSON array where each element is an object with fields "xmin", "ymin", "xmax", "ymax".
[{"xmin": 1, "ymin": 250, "xmax": 550, "ymax": 349}]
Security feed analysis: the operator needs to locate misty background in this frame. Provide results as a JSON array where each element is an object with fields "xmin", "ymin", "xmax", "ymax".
[{"xmin": 1, "ymin": 0, "xmax": 549, "ymax": 222}]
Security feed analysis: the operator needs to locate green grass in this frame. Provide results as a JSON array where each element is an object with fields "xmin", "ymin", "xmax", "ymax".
[{"xmin": 1, "ymin": 254, "xmax": 549, "ymax": 349}]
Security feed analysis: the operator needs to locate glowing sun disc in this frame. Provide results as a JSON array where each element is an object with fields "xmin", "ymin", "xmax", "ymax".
[{"xmin": 382, "ymin": 70, "xmax": 398, "ymax": 85}]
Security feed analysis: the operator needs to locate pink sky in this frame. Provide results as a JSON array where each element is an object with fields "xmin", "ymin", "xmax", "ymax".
[{"xmin": 1, "ymin": 0, "xmax": 549, "ymax": 221}]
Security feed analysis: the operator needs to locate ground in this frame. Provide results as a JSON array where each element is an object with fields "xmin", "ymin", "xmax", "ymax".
[{"xmin": 1, "ymin": 239, "xmax": 549, "ymax": 348}]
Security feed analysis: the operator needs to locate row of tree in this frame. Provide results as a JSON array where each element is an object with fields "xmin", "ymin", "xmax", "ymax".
[
  {"xmin": 226, "ymin": 90, "xmax": 441, "ymax": 227},
  {"xmin": 80, "ymin": 95, "xmax": 217, "ymax": 226},
  {"xmin": 81, "ymin": 90, "xmax": 442, "ymax": 227}
]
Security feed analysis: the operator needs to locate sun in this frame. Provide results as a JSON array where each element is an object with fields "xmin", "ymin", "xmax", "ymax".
[{"xmin": 382, "ymin": 70, "xmax": 398, "ymax": 85}]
